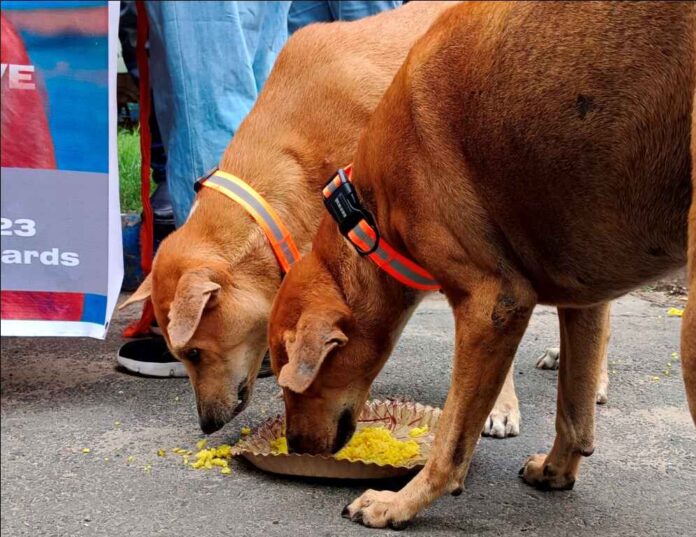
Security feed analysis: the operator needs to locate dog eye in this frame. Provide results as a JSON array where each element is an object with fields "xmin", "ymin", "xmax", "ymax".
[{"xmin": 184, "ymin": 348, "xmax": 201, "ymax": 363}]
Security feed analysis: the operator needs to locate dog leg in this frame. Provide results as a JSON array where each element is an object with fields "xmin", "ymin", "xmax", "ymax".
[
  {"xmin": 536, "ymin": 347, "xmax": 560, "ymax": 370},
  {"xmin": 683, "ymin": 95, "xmax": 696, "ymax": 425},
  {"xmin": 344, "ymin": 277, "xmax": 535, "ymax": 528},
  {"xmin": 595, "ymin": 321, "xmax": 610, "ymax": 405},
  {"xmin": 521, "ymin": 303, "xmax": 609, "ymax": 490},
  {"xmin": 483, "ymin": 366, "xmax": 520, "ymax": 438},
  {"xmin": 536, "ymin": 308, "xmax": 611, "ymax": 405}
]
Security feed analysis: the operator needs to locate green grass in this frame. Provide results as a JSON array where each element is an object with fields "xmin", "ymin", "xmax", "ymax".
[{"xmin": 118, "ymin": 128, "xmax": 155, "ymax": 213}]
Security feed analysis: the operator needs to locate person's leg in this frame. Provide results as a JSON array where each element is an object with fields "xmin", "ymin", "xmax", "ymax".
[
  {"xmin": 146, "ymin": 1, "xmax": 290, "ymax": 226},
  {"xmin": 148, "ymin": 95, "xmax": 174, "ymax": 229},
  {"xmin": 119, "ymin": 1, "xmax": 289, "ymax": 377},
  {"xmin": 287, "ymin": 1, "xmax": 332, "ymax": 34},
  {"xmin": 328, "ymin": 1, "xmax": 402, "ymax": 22}
]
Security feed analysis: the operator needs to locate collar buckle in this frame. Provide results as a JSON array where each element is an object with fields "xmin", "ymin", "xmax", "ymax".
[{"xmin": 323, "ymin": 169, "xmax": 380, "ymax": 256}]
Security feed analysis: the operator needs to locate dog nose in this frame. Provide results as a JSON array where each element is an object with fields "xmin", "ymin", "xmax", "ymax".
[
  {"xmin": 199, "ymin": 416, "xmax": 225, "ymax": 435},
  {"xmin": 287, "ymin": 432, "xmax": 328, "ymax": 455},
  {"xmin": 332, "ymin": 409, "xmax": 355, "ymax": 453}
]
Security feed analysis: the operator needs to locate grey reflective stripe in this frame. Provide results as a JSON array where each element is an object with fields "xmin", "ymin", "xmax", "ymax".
[
  {"xmin": 351, "ymin": 225, "xmax": 437, "ymax": 287},
  {"xmin": 352, "ymin": 223, "xmax": 378, "ymax": 250},
  {"xmin": 388, "ymin": 254, "xmax": 438, "ymax": 287},
  {"xmin": 324, "ymin": 176, "xmax": 345, "ymax": 197},
  {"xmin": 279, "ymin": 241, "xmax": 297, "ymax": 264},
  {"xmin": 206, "ymin": 174, "xmax": 286, "ymax": 244}
]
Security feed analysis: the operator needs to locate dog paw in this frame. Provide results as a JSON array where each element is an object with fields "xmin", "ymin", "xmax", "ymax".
[
  {"xmin": 519, "ymin": 454, "xmax": 576, "ymax": 491},
  {"xmin": 535, "ymin": 347, "xmax": 560, "ymax": 370},
  {"xmin": 595, "ymin": 385, "xmax": 608, "ymax": 405},
  {"xmin": 342, "ymin": 489, "xmax": 413, "ymax": 530},
  {"xmin": 482, "ymin": 402, "xmax": 520, "ymax": 438}
]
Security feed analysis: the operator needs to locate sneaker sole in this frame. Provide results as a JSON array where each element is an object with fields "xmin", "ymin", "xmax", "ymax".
[{"xmin": 116, "ymin": 354, "xmax": 188, "ymax": 378}]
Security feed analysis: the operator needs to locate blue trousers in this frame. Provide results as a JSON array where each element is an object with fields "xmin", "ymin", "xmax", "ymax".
[
  {"xmin": 147, "ymin": 1, "xmax": 401, "ymax": 226},
  {"xmin": 289, "ymin": 1, "xmax": 402, "ymax": 34}
]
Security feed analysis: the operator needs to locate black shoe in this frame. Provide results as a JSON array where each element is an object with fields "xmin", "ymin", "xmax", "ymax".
[
  {"xmin": 118, "ymin": 338, "xmax": 276, "ymax": 380},
  {"xmin": 117, "ymin": 337, "xmax": 187, "ymax": 377},
  {"xmin": 150, "ymin": 181, "xmax": 175, "ymax": 226}
]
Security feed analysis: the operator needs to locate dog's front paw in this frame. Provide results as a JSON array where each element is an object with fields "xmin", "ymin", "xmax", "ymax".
[
  {"xmin": 482, "ymin": 401, "xmax": 520, "ymax": 438},
  {"xmin": 342, "ymin": 489, "xmax": 413, "ymax": 530},
  {"xmin": 519, "ymin": 454, "xmax": 575, "ymax": 491},
  {"xmin": 535, "ymin": 347, "xmax": 560, "ymax": 369}
]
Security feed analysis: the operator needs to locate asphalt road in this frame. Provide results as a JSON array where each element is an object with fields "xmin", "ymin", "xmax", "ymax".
[{"xmin": 1, "ymin": 292, "xmax": 694, "ymax": 537}]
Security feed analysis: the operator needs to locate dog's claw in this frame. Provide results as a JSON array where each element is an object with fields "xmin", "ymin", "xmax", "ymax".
[
  {"xmin": 351, "ymin": 511, "xmax": 364, "ymax": 525},
  {"xmin": 344, "ymin": 489, "xmax": 413, "ymax": 529},
  {"xmin": 389, "ymin": 519, "xmax": 410, "ymax": 531}
]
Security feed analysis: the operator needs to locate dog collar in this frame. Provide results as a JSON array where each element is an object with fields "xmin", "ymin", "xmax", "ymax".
[
  {"xmin": 195, "ymin": 169, "xmax": 300, "ymax": 273},
  {"xmin": 323, "ymin": 167, "xmax": 440, "ymax": 291}
]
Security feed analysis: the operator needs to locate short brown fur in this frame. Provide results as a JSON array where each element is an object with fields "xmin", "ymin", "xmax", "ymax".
[
  {"xmin": 119, "ymin": 2, "xmax": 459, "ymax": 433},
  {"xmin": 269, "ymin": 1, "xmax": 695, "ymax": 528}
]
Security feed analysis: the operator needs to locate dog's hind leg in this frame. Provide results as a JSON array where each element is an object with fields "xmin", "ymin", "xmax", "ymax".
[
  {"xmin": 483, "ymin": 366, "xmax": 521, "ymax": 438},
  {"xmin": 536, "ymin": 310, "xmax": 611, "ymax": 405},
  {"xmin": 682, "ymin": 91, "xmax": 696, "ymax": 425},
  {"xmin": 520, "ymin": 302, "xmax": 610, "ymax": 490}
]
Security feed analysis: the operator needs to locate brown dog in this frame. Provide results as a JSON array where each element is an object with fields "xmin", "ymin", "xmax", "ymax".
[
  {"xmin": 269, "ymin": 1, "xmax": 695, "ymax": 528},
  {"xmin": 119, "ymin": 2, "xmax": 468, "ymax": 434}
]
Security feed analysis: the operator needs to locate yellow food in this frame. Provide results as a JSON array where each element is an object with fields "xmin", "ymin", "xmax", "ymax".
[
  {"xmin": 220, "ymin": 467, "xmax": 232, "ymax": 475},
  {"xmin": 667, "ymin": 308, "xmax": 684, "ymax": 317},
  {"xmin": 270, "ymin": 437, "xmax": 289, "ymax": 455},
  {"xmin": 189, "ymin": 444, "xmax": 234, "ymax": 471},
  {"xmin": 240, "ymin": 427, "xmax": 251, "ymax": 436},
  {"xmin": 196, "ymin": 439, "xmax": 208, "ymax": 450},
  {"xmin": 408, "ymin": 425, "xmax": 429, "ymax": 438},
  {"xmin": 335, "ymin": 427, "xmax": 420, "ymax": 466},
  {"xmin": 267, "ymin": 427, "xmax": 422, "ymax": 465},
  {"xmin": 81, "ymin": 448, "xmax": 91, "ymax": 454},
  {"xmin": 156, "ymin": 449, "xmax": 166, "ymax": 457}
]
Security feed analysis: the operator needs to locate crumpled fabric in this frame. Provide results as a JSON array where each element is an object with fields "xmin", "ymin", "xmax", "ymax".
[
  {"xmin": 147, "ymin": 1, "xmax": 402, "ymax": 226},
  {"xmin": 146, "ymin": 1, "xmax": 292, "ymax": 226},
  {"xmin": 288, "ymin": 1, "xmax": 402, "ymax": 34}
]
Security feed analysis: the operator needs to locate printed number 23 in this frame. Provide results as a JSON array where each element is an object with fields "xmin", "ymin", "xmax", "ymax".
[{"xmin": 0, "ymin": 218, "xmax": 37, "ymax": 237}]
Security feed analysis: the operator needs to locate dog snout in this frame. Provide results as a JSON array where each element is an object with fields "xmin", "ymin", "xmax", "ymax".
[
  {"xmin": 287, "ymin": 432, "xmax": 331, "ymax": 455},
  {"xmin": 331, "ymin": 409, "xmax": 355, "ymax": 453},
  {"xmin": 287, "ymin": 409, "xmax": 355, "ymax": 455},
  {"xmin": 199, "ymin": 415, "xmax": 226, "ymax": 435}
]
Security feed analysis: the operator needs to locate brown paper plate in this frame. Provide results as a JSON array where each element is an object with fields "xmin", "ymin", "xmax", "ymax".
[{"xmin": 233, "ymin": 399, "xmax": 441, "ymax": 479}]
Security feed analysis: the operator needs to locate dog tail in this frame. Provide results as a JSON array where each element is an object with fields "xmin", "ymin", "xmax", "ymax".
[{"xmin": 683, "ymin": 73, "xmax": 696, "ymax": 426}]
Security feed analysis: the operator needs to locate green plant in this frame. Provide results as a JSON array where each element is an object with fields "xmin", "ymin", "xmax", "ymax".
[{"xmin": 118, "ymin": 128, "xmax": 154, "ymax": 213}]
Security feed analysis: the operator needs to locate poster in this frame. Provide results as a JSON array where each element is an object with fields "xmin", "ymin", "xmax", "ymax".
[{"xmin": 1, "ymin": 1, "xmax": 122, "ymax": 338}]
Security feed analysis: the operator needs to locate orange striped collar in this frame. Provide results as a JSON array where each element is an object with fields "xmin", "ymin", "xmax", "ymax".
[
  {"xmin": 323, "ymin": 167, "xmax": 440, "ymax": 292},
  {"xmin": 195, "ymin": 169, "xmax": 300, "ymax": 273}
]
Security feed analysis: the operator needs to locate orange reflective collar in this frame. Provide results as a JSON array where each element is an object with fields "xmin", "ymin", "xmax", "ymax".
[
  {"xmin": 323, "ymin": 167, "xmax": 440, "ymax": 292},
  {"xmin": 195, "ymin": 169, "xmax": 300, "ymax": 273}
]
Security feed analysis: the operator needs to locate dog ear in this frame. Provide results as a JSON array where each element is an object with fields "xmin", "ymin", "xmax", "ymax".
[
  {"xmin": 168, "ymin": 271, "xmax": 221, "ymax": 349},
  {"xmin": 277, "ymin": 312, "xmax": 348, "ymax": 394},
  {"xmin": 118, "ymin": 273, "xmax": 152, "ymax": 309}
]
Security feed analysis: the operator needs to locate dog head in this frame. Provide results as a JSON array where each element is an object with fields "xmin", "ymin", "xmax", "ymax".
[
  {"xmin": 121, "ymin": 226, "xmax": 278, "ymax": 434},
  {"xmin": 269, "ymin": 240, "xmax": 418, "ymax": 454}
]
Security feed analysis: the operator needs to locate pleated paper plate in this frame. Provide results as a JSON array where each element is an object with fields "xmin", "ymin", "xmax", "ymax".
[{"xmin": 233, "ymin": 399, "xmax": 441, "ymax": 479}]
